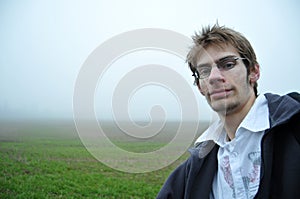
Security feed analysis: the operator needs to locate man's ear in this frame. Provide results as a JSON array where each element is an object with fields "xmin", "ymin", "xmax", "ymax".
[{"xmin": 249, "ymin": 64, "xmax": 260, "ymax": 85}]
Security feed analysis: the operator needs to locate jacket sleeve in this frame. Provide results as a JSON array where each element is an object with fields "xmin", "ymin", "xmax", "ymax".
[{"xmin": 156, "ymin": 159, "xmax": 190, "ymax": 199}]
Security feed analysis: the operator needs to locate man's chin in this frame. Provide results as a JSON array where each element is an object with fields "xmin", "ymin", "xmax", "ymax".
[{"xmin": 210, "ymin": 99, "xmax": 238, "ymax": 115}]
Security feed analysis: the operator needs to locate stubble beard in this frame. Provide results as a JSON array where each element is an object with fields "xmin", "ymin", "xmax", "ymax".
[{"xmin": 209, "ymin": 98, "xmax": 240, "ymax": 116}]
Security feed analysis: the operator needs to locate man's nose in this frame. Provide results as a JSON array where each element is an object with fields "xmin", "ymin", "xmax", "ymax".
[{"xmin": 208, "ymin": 65, "xmax": 225, "ymax": 84}]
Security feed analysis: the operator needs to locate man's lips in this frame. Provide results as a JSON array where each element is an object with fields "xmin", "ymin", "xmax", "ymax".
[{"xmin": 209, "ymin": 89, "xmax": 233, "ymax": 99}]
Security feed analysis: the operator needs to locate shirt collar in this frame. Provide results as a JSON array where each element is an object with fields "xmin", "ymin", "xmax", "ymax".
[{"xmin": 238, "ymin": 94, "xmax": 270, "ymax": 132}]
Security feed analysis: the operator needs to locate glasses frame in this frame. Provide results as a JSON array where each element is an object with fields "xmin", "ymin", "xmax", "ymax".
[{"xmin": 192, "ymin": 56, "xmax": 246, "ymax": 84}]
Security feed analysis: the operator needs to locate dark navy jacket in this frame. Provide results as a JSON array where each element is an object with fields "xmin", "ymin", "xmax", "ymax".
[{"xmin": 157, "ymin": 93, "xmax": 300, "ymax": 199}]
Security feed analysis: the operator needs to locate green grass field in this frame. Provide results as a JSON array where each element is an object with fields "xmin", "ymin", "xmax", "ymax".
[{"xmin": 0, "ymin": 120, "xmax": 206, "ymax": 198}]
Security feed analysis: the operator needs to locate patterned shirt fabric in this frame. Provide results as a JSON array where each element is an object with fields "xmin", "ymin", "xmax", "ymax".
[{"xmin": 196, "ymin": 94, "xmax": 270, "ymax": 199}]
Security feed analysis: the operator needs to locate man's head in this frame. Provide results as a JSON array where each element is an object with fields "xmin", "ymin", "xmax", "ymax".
[{"xmin": 187, "ymin": 24, "xmax": 260, "ymax": 115}]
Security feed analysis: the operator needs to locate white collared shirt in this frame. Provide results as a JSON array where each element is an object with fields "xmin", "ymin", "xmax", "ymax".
[{"xmin": 195, "ymin": 94, "xmax": 270, "ymax": 199}]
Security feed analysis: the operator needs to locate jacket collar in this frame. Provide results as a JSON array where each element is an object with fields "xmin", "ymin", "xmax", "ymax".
[{"xmin": 264, "ymin": 92, "xmax": 300, "ymax": 128}]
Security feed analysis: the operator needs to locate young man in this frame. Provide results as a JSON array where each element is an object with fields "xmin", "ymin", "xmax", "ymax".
[{"xmin": 157, "ymin": 24, "xmax": 300, "ymax": 199}]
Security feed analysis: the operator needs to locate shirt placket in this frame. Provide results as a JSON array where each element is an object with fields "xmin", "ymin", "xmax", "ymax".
[{"xmin": 227, "ymin": 142, "xmax": 248, "ymax": 199}]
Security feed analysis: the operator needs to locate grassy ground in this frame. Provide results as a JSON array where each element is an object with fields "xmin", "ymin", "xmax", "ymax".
[{"xmin": 0, "ymin": 120, "xmax": 198, "ymax": 199}]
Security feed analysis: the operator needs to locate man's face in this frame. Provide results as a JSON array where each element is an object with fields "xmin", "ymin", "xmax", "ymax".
[{"xmin": 196, "ymin": 44, "xmax": 259, "ymax": 116}]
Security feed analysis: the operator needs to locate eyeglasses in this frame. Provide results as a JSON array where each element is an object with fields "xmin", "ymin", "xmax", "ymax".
[{"xmin": 193, "ymin": 56, "xmax": 246, "ymax": 80}]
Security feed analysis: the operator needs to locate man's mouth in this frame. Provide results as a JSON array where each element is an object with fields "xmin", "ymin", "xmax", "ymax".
[{"xmin": 209, "ymin": 89, "xmax": 233, "ymax": 100}]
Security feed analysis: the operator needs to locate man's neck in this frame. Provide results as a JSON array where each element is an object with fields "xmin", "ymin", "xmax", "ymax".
[{"xmin": 220, "ymin": 94, "xmax": 256, "ymax": 141}]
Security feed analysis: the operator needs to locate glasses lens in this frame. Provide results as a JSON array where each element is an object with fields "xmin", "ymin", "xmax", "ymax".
[
  {"xmin": 198, "ymin": 67, "xmax": 211, "ymax": 79},
  {"xmin": 217, "ymin": 57, "xmax": 237, "ymax": 71}
]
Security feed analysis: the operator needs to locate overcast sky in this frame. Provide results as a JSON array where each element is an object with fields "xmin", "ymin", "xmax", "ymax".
[{"xmin": 0, "ymin": 0, "xmax": 299, "ymax": 121}]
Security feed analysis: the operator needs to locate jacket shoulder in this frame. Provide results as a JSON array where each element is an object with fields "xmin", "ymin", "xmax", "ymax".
[
  {"xmin": 287, "ymin": 92, "xmax": 300, "ymax": 102},
  {"xmin": 157, "ymin": 144, "xmax": 219, "ymax": 199},
  {"xmin": 156, "ymin": 153, "xmax": 194, "ymax": 199}
]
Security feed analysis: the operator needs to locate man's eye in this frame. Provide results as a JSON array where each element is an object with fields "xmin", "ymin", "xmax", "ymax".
[
  {"xmin": 220, "ymin": 61, "xmax": 236, "ymax": 70},
  {"xmin": 198, "ymin": 67, "xmax": 211, "ymax": 74}
]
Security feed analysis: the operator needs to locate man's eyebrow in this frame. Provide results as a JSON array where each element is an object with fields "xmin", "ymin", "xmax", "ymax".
[{"xmin": 217, "ymin": 55, "xmax": 236, "ymax": 62}]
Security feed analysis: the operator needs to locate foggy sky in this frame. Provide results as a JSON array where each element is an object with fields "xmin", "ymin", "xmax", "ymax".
[{"xmin": 1, "ymin": 0, "xmax": 299, "ymax": 121}]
